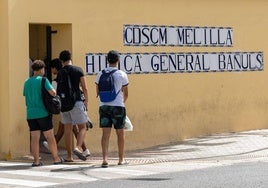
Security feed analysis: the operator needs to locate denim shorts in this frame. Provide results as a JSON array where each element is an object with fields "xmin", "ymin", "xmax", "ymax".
[
  {"xmin": 61, "ymin": 101, "xmax": 88, "ymax": 125},
  {"xmin": 27, "ymin": 115, "xmax": 53, "ymax": 132},
  {"xmin": 99, "ymin": 105, "xmax": 126, "ymax": 129}
]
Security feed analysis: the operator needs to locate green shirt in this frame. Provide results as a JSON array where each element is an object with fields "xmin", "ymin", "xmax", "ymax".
[{"xmin": 23, "ymin": 76, "xmax": 53, "ymax": 119}]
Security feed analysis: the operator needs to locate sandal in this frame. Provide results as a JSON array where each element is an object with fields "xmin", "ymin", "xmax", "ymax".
[
  {"xmin": 73, "ymin": 148, "xmax": 87, "ymax": 161},
  {"xmin": 64, "ymin": 158, "xmax": 74, "ymax": 163},
  {"xmin": 101, "ymin": 162, "xmax": 109, "ymax": 168},
  {"xmin": 54, "ymin": 157, "xmax": 64, "ymax": 165},
  {"xmin": 32, "ymin": 162, "xmax": 43, "ymax": 167}
]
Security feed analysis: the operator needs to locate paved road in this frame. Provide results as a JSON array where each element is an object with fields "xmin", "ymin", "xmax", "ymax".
[
  {"xmin": 1, "ymin": 158, "xmax": 268, "ymax": 188},
  {"xmin": 1, "ymin": 129, "xmax": 268, "ymax": 187},
  {"xmin": 69, "ymin": 160, "xmax": 268, "ymax": 188}
]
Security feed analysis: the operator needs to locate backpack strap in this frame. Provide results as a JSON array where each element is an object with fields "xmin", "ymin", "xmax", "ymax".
[
  {"xmin": 41, "ymin": 77, "xmax": 46, "ymax": 92},
  {"xmin": 62, "ymin": 68, "xmax": 79, "ymax": 102},
  {"xmin": 108, "ymin": 69, "xmax": 120, "ymax": 97},
  {"xmin": 62, "ymin": 69, "xmax": 73, "ymax": 94},
  {"xmin": 102, "ymin": 69, "xmax": 117, "ymax": 74}
]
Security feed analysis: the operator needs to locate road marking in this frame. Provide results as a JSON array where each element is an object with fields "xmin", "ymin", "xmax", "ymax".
[
  {"xmin": 0, "ymin": 161, "xmax": 98, "ymax": 187},
  {"xmin": 0, "ymin": 161, "xmax": 158, "ymax": 187},
  {"xmin": 92, "ymin": 168, "xmax": 157, "ymax": 176},
  {"xmin": 0, "ymin": 178, "xmax": 57, "ymax": 187},
  {"xmin": 0, "ymin": 170, "xmax": 98, "ymax": 181},
  {"xmin": 0, "ymin": 162, "xmax": 30, "ymax": 166}
]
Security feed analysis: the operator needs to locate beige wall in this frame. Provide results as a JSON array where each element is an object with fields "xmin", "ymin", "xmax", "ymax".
[
  {"xmin": 1, "ymin": 0, "xmax": 268, "ymax": 159},
  {"xmin": 0, "ymin": 0, "xmax": 10, "ymax": 158}
]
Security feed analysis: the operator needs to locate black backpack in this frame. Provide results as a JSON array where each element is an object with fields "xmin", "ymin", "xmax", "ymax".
[
  {"xmin": 41, "ymin": 77, "xmax": 61, "ymax": 114},
  {"xmin": 98, "ymin": 69, "xmax": 119, "ymax": 102},
  {"xmin": 57, "ymin": 69, "xmax": 77, "ymax": 112}
]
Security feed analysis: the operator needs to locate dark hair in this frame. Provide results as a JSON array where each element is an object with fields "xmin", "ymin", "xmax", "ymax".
[
  {"xmin": 59, "ymin": 50, "xmax": 71, "ymax": 62},
  {"xmin": 31, "ymin": 60, "xmax": 46, "ymax": 71},
  {"xmin": 50, "ymin": 58, "xmax": 62, "ymax": 71},
  {"xmin": 107, "ymin": 50, "xmax": 119, "ymax": 64}
]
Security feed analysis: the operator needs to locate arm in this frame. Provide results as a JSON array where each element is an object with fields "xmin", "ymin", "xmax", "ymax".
[
  {"xmin": 80, "ymin": 76, "xmax": 88, "ymax": 109},
  {"xmin": 95, "ymin": 83, "xmax": 99, "ymax": 98},
  {"xmin": 44, "ymin": 78, "xmax": 56, "ymax": 97},
  {"xmin": 122, "ymin": 72, "xmax": 129, "ymax": 103},
  {"xmin": 48, "ymin": 88, "xmax": 56, "ymax": 97},
  {"xmin": 122, "ymin": 85, "xmax": 128, "ymax": 103},
  {"xmin": 95, "ymin": 72, "xmax": 101, "ymax": 98}
]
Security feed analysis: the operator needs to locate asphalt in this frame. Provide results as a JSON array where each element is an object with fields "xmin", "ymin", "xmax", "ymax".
[{"xmin": 13, "ymin": 129, "xmax": 268, "ymax": 166}]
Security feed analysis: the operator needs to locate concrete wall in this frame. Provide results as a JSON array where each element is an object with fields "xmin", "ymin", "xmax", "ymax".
[
  {"xmin": 0, "ymin": 0, "xmax": 11, "ymax": 158},
  {"xmin": 1, "ymin": 0, "xmax": 268, "ymax": 159}
]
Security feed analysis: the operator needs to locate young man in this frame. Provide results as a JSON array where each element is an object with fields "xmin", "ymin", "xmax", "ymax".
[
  {"xmin": 95, "ymin": 50, "xmax": 129, "ymax": 168},
  {"xmin": 57, "ymin": 50, "xmax": 89, "ymax": 161},
  {"xmin": 43, "ymin": 58, "xmax": 91, "ymax": 159},
  {"xmin": 23, "ymin": 60, "xmax": 63, "ymax": 166}
]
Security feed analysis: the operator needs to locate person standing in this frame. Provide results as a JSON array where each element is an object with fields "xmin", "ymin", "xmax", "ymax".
[
  {"xmin": 95, "ymin": 50, "xmax": 129, "ymax": 168},
  {"xmin": 23, "ymin": 60, "xmax": 63, "ymax": 166},
  {"xmin": 57, "ymin": 50, "xmax": 89, "ymax": 161}
]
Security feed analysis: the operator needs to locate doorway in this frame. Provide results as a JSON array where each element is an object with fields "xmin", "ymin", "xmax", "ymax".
[
  {"xmin": 29, "ymin": 23, "xmax": 72, "ymax": 152},
  {"xmin": 29, "ymin": 24, "xmax": 72, "ymax": 79}
]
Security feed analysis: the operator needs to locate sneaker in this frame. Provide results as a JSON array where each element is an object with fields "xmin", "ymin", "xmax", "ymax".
[
  {"xmin": 118, "ymin": 160, "xmax": 129, "ymax": 165},
  {"xmin": 42, "ymin": 141, "xmax": 50, "ymax": 151},
  {"xmin": 83, "ymin": 149, "xmax": 91, "ymax": 157}
]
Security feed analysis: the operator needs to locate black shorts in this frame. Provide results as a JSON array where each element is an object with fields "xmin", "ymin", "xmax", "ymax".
[
  {"xmin": 27, "ymin": 115, "xmax": 53, "ymax": 132},
  {"xmin": 99, "ymin": 105, "xmax": 126, "ymax": 129}
]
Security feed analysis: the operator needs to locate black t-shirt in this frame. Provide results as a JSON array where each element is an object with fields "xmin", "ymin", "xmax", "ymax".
[{"xmin": 56, "ymin": 65, "xmax": 84, "ymax": 101}]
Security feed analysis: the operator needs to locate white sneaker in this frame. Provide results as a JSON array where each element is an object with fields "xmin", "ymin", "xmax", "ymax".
[
  {"xmin": 83, "ymin": 149, "xmax": 91, "ymax": 157},
  {"xmin": 42, "ymin": 141, "xmax": 50, "ymax": 151}
]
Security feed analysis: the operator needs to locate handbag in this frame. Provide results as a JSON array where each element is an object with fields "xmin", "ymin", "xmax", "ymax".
[
  {"xmin": 124, "ymin": 115, "xmax": 133, "ymax": 131},
  {"xmin": 41, "ymin": 77, "xmax": 61, "ymax": 114}
]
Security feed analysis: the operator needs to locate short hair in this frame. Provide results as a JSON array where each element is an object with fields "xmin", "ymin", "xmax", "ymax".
[
  {"xmin": 31, "ymin": 60, "xmax": 46, "ymax": 71},
  {"xmin": 50, "ymin": 58, "xmax": 62, "ymax": 71},
  {"xmin": 59, "ymin": 50, "xmax": 71, "ymax": 62},
  {"xmin": 107, "ymin": 50, "xmax": 120, "ymax": 64}
]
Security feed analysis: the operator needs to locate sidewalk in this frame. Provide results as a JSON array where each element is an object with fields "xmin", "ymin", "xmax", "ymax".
[{"xmin": 14, "ymin": 129, "xmax": 268, "ymax": 166}]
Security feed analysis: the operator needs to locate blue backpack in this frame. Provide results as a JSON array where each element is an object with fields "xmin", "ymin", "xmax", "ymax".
[{"xmin": 98, "ymin": 69, "xmax": 119, "ymax": 102}]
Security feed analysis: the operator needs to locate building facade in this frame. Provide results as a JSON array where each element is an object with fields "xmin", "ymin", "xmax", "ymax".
[{"xmin": 1, "ymin": 0, "xmax": 268, "ymax": 159}]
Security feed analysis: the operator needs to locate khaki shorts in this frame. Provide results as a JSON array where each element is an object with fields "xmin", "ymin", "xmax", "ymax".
[{"xmin": 61, "ymin": 101, "xmax": 88, "ymax": 125}]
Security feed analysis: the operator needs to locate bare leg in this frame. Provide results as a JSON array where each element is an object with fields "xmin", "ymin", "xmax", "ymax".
[
  {"xmin": 101, "ymin": 128, "xmax": 112, "ymax": 164},
  {"xmin": 76, "ymin": 124, "xmax": 87, "ymax": 151},
  {"xmin": 116, "ymin": 129, "xmax": 125, "ymax": 164},
  {"xmin": 43, "ymin": 128, "xmax": 61, "ymax": 163},
  {"xmin": 81, "ymin": 141, "xmax": 87, "ymax": 152},
  {"xmin": 30, "ymin": 130, "xmax": 41, "ymax": 164},
  {"xmin": 64, "ymin": 124, "xmax": 73, "ymax": 161},
  {"xmin": 72, "ymin": 125, "xmax": 87, "ymax": 151},
  {"xmin": 54, "ymin": 121, "xmax": 64, "ymax": 143},
  {"xmin": 72, "ymin": 125, "xmax": 79, "ymax": 138}
]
